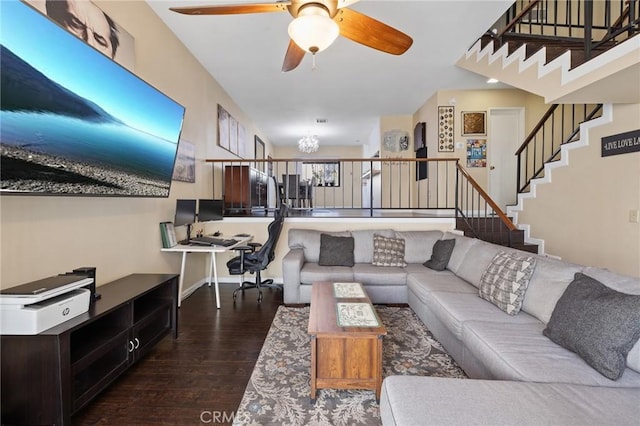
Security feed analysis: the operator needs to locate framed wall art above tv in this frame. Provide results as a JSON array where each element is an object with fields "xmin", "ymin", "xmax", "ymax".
[{"xmin": 0, "ymin": 1, "xmax": 185, "ymax": 197}]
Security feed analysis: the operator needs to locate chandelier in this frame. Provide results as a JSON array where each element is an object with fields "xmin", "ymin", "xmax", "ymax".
[{"xmin": 298, "ymin": 135, "xmax": 320, "ymax": 153}]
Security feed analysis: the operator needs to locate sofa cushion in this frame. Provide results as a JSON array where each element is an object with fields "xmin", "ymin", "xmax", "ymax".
[
  {"xmin": 424, "ymin": 239, "xmax": 456, "ymax": 271},
  {"xmin": 583, "ymin": 267, "xmax": 640, "ymax": 295},
  {"xmin": 372, "ymin": 235, "xmax": 407, "ymax": 267},
  {"xmin": 318, "ymin": 234, "xmax": 354, "ymax": 267},
  {"xmin": 463, "ymin": 320, "xmax": 640, "ymax": 387},
  {"xmin": 407, "ymin": 271, "xmax": 477, "ymax": 305},
  {"xmin": 288, "ymin": 229, "xmax": 350, "ymax": 263},
  {"xmin": 394, "ymin": 230, "xmax": 443, "ymax": 264},
  {"xmin": 478, "ymin": 251, "xmax": 536, "ymax": 315},
  {"xmin": 424, "ymin": 292, "xmax": 539, "ymax": 340},
  {"xmin": 582, "ymin": 267, "xmax": 640, "ymax": 373},
  {"xmin": 353, "ymin": 264, "xmax": 407, "ymax": 286},
  {"xmin": 351, "ymin": 229, "xmax": 395, "ymax": 263},
  {"xmin": 456, "ymin": 240, "xmax": 516, "ymax": 288},
  {"xmin": 299, "ymin": 263, "xmax": 354, "ymax": 284},
  {"xmin": 521, "ymin": 256, "xmax": 584, "ymax": 324},
  {"xmin": 443, "ymin": 232, "xmax": 479, "ymax": 274},
  {"xmin": 381, "ymin": 376, "xmax": 640, "ymax": 426},
  {"xmin": 543, "ymin": 273, "xmax": 640, "ymax": 380}
]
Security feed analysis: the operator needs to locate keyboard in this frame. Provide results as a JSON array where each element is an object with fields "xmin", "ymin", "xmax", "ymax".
[{"xmin": 189, "ymin": 236, "xmax": 238, "ymax": 247}]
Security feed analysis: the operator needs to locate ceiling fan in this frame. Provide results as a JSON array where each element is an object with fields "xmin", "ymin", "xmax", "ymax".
[{"xmin": 170, "ymin": 0, "xmax": 413, "ymax": 72}]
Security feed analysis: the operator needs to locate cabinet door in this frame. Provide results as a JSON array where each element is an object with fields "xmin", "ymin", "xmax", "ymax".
[
  {"xmin": 131, "ymin": 302, "xmax": 172, "ymax": 362},
  {"xmin": 224, "ymin": 165, "xmax": 251, "ymax": 208},
  {"xmin": 71, "ymin": 329, "xmax": 130, "ymax": 413}
]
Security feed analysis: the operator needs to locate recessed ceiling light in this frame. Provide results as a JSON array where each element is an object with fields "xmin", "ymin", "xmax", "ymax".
[{"xmin": 487, "ymin": 78, "xmax": 499, "ymax": 84}]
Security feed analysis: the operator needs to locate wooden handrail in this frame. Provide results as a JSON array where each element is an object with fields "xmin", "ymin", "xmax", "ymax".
[
  {"xmin": 497, "ymin": 0, "xmax": 541, "ymax": 39},
  {"xmin": 515, "ymin": 104, "xmax": 558, "ymax": 155},
  {"xmin": 456, "ymin": 163, "xmax": 518, "ymax": 231}
]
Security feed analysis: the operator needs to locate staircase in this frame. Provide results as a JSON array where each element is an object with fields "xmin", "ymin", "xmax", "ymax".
[
  {"xmin": 454, "ymin": 162, "xmax": 540, "ymax": 253},
  {"xmin": 457, "ymin": 0, "xmax": 640, "ymax": 104},
  {"xmin": 456, "ymin": 216, "xmax": 538, "ymax": 253},
  {"xmin": 452, "ymin": 0, "xmax": 638, "ymax": 254}
]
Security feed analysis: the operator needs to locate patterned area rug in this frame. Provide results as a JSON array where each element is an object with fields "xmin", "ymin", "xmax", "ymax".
[{"xmin": 234, "ymin": 306, "xmax": 466, "ymax": 425}]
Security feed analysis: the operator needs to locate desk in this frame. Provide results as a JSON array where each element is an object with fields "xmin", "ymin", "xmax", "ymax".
[{"xmin": 161, "ymin": 236, "xmax": 252, "ymax": 309}]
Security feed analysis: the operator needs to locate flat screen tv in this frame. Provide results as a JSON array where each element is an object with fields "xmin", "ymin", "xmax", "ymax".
[{"xmin": 0, "ymin": 1, "xmax": 185, "ymax": 197}]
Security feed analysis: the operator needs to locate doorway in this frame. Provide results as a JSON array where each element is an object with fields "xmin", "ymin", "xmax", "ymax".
[{"xmin": 488, "ymin": 108, "xmax": 524, "ymax": 212}]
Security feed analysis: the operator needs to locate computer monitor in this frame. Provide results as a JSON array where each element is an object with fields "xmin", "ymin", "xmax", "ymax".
[
  {"xmin": 198, "ymin": 199, "xmax": 224, "ymax": 222},
  {"xmin": 174, "ymin": 199, "xmax": 197, "ymax": 227}
]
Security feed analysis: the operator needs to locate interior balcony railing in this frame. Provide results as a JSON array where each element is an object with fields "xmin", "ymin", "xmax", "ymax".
[
  {"xmin": 207, "ymin": 157, "xmax": 458, "ymax": 217},
  {"xmin": 206, "ymin": 157, "xmax": 522, "ymax": 248},
  {"xmin": 486, "ymin": 0, "xmax": 639, "ymax": 66},
  {"xmin": 516, "ymin": 103, "xmax": 602, "ymax": 193}
]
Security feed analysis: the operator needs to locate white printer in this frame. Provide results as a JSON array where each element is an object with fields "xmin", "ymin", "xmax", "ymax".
[{"xmin": 0, "ymin": 275, "xmax": 93, "ymax": 335}]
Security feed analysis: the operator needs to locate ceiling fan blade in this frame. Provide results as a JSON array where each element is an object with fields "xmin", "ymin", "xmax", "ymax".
[
  {"xmin": 334, "ymin": 8, "xmax": 413, "ymax": 55},
  {"xmin": 337, "ymin": 0, "xmax": 361, "ymax": 9},
  {"xmin": 170, "ymin": 2, "xmax": 290, "ymax": 15},
  {"xmin": 282, "ymin": 39, "xmax": 305, "ymax": 72}
]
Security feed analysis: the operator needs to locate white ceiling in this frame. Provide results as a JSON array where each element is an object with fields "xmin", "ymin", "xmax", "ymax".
[{"xmin": 146, "ymin": 0, "xmax": 514, "ymax": 148}]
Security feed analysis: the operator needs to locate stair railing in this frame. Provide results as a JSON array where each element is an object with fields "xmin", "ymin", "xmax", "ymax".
[
  {"xmin": 516, "ymin": 103, "xmax": 603, "ymax": 193},
  {"xmin": 489, "ymin": 0, "xmax": 639, "ymax": 62},
  {"xmin": 455, "ymin": 162, "xmax": 519, "ymax": 247}
]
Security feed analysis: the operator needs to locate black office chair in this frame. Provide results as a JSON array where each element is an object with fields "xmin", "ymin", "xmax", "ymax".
[{"xmin": 227, "ymin": 204, "xmax": 288, "ymax": 302}]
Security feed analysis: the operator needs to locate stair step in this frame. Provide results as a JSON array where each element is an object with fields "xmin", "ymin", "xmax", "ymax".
[
  {"xmin": 511, "ymin": 243, "xmax": 539, "ymax": 254},
  {"xmin": 456, "ymin": 228, "xmax": 537, "ymax": 253}
]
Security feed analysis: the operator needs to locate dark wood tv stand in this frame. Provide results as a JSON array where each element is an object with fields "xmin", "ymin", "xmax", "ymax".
[{"xmin": 0, "ymin": 273, "xmax": 179, "ymax": 425}]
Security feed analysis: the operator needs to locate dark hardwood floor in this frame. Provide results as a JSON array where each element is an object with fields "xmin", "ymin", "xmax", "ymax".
[{"xmin": 73, "ymin": 283, "xmax": 283, "ymax": 425}]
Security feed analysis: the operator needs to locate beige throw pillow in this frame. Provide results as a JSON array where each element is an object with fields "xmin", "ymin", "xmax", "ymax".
[
  {"xmin": 372, "ymin": 235, "xmax": 407, "ymax": 267},
  {"xmin": 479, "ymin": 250, "xmax": 536, "ymax": 315}
]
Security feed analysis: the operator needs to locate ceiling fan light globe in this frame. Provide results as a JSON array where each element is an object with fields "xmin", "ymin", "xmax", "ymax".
[{"xmin": 288, "ymin": 6, "xmax": 339, "ymax": 53}]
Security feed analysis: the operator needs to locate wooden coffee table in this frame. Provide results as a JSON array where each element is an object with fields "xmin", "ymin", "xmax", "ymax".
[{"xmin": 308, "ymin": 282, "xmax": 387, "ymax": 401}]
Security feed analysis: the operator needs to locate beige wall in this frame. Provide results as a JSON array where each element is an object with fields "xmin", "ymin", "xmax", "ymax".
[
  {"xmin": 0, "ymin": 1, "xmax": 270, "ymax": 290},
  {"xmin": 518, "ymin": 103, "xmax": 640, "ymax": 277}
]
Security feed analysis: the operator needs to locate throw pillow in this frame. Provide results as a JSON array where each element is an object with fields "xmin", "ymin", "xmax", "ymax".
[
  {"xmin": 424, "ymin": 239, "xmax": 456, "ymax": 271},
  {"xmin": 543, "ymin": 273, "xmax": 640, "ymax": 380},
  {"xmin": 318, "ymin": 234, "xmax": 355, "ymax": 267},
  {"xmin": 372, "ymin": 234, "xmax": 407, "ymax": 267},
  {"xmin": 478, "ymin": 250, "xmax": 537, "ymax": 315}
]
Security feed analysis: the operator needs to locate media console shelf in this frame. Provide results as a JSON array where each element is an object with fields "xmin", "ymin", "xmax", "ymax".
[{"xmin": 1, "ymin": 273, "xmax": 179, "ymax": 425}]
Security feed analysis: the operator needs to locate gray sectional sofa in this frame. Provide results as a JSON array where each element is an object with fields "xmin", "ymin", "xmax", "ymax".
[{"xmin": 282, "ymin": 228, "xmax": 640, "ymax": 425}]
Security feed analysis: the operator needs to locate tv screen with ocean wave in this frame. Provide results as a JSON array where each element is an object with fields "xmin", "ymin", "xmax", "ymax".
[{"xmin": 0, "ymin": 1, "xmax": 185, "ymax": 197}]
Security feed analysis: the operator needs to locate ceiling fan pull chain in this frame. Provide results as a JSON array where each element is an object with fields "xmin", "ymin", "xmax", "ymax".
[{"xmin": 312, "ymin": 53, "xmax": 317, "ymax": 71}]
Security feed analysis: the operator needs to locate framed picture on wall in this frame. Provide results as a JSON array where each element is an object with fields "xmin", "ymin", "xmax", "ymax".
[
  {"xmin": 467, "ymin": 139, "xmax": 487, "ymax": 167},
  {"xmin": 172, "ymin": 139, "xmax": 195, "ymax": 182},
  {"xmin": 217, "ymin": 105, "xmax": 230, "ymax": 151},
  {"xmin": 255, "ymin": 136, "xmax": 265, "ymax": 172},
  {"xmin": 24, "ymin": 0, "xmax": 136, "ymax": 70},
  {"xmin": 462, "ymin": 111, "xmax": 486, "ymax": 136},
  {"xmin": 438, "ymin": 106, "xmax": 455, "ymax": 152}
]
